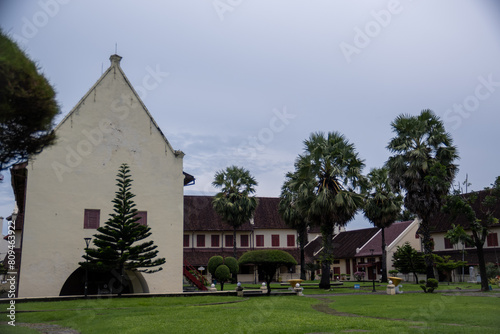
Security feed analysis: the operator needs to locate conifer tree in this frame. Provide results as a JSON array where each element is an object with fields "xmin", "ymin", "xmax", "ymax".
[{"xmin": 80, "ymin": 163, "xmax": 165, "ymax": 295}]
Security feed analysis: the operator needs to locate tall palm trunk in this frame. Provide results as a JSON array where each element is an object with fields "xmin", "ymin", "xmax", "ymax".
[
  {"xmin": 380, "ymin": 227, "xmax": 387, "ymax": 283},
  {"xmin": 420, "ymin": 221, "xmax": 436, "ymax": 279},
  {"xmin": 299, "ymin": 227, "xmax": 307, "ymax": 280},
  {"xmin": 233, "ymin": 227, "xmax": 237, "ymax": 259},
  {"xmin": 319, "ymin": 223, "xmax": 333, "ymax": 289}
]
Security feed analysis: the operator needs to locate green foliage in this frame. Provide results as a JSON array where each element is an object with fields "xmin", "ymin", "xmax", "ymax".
[
  {"xmin": 239, "ymin": 249, "xmax": 297, "ymax": 294},
  {"xmin": 80, "ymin": 164, "xmax": 165, "ymax": 294},
  {"xmin": 364, "ymin": 167, "xmax": 403, "ymax": 282},
  {"xmin": 392, "ymin": 242, "xmax": 426, "ymax": 282},
  {"xmin": 284, "ymin": 131, "xmax": 366, "ymax": 289},
  {"xmin": 212, "ymin": 165, "xmax": 258, "ymax": 258},
  {"xmin": 208, "ymin": 256, "xmax": 224, "ymax": 275},
  {"xmin": 364, "ymin": 167, "xmax": 402, "ymax": 229},
  {"xmin": 207, "ymin": 255, "xmax": 238, "ymax": 290},
  {"xmin": 442, "ymin": 176, "xmax": 500, "ymax": 291},
  {"xmin": 224, "ymin": 256, "xmax": 239, "ymax": 274},
  {"xmin": 305, "ymin": 262, "xmax": 320, "ymax": 280},
  {"xmin": 485, "ymin": 262, "xmax": 500, "ymax": 279},
  {"xmin": 386, "ymin": 109, "xmax": 459, "ymax": 279},
  {"xmin": 420, "ymin": 278, "xmax": 439, "ymax": 293},
  {"xmin": 433, "ymin": 254, "xmax": 467, "ymax": 283},
  {"xmin": 279, "ymin": 171, "xmax": 309, "ymax": 279},
  {"xmin": 214, "ymin": 265, "xmax": 231, "ymax": 282},
  {"xmin": 0, "ymin": 30, "xmax": 59, "ymax": 170}
]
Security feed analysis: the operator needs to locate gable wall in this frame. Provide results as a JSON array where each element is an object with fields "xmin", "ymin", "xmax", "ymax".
[{"xmin": 18, "ymin": 63, "xmax": 184, "ymax": 297}]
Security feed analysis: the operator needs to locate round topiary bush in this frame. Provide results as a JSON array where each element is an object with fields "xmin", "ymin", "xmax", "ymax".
[
  {"xmin": 208, "ymin": 256, "xmax": 224, "ymax": 276},
  {"xmin": 215, "ymin": 265, "xmax": 231, "ymax": 282},
  {"xmin": 224, "ymin": 257, "xmax": 239, "ymax": 276}
]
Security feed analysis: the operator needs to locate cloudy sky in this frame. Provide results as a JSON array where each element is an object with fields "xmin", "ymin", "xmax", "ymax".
[{"xmin": 1, "ymin": 0, "xmax": 500, "ymax": 231}]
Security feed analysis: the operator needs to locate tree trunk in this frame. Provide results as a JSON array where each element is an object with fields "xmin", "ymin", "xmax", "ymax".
[
  {"xmin": 299, "ymin": 227, "xmax": 307, "ymax": 280},
  {"xmin": 476, "ymin": 242, "xmax": 489, "ymax": 291},
  {"xmin": 233, "ymin": 228, "xmax": 238, "ymax": 282},
  {"xmin": 319, "ymin": 223, "xmax": 333, "ymax": 290},
  {"xmin": 233, "ymin": 228, "xmax": 237, "ymax": 259},
  {"xmin": 420, "ymin": 221, "xmax": 436, "ymax": 279},
  {"xmin": 381, "ymin": 227, "xmax": 387, "ymax": 283}
]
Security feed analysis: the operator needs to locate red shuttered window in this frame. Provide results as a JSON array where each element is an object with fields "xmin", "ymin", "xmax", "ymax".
[{"xmin": 84, "ymin": 209, "xmax": 100, "ymax": 229}]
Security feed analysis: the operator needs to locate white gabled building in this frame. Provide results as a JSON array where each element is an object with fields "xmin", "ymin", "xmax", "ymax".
[{"xmin": 10, "ymin": 55, "xmax": 190, "ymax": 297}]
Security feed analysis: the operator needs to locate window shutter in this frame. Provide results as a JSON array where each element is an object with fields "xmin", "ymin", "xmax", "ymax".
[
  {"xmin": 211, "ymin": 235, "xmax": 220, "ymax": 247},
  {"xmin": 241, "ymin": 235, "xmax": 249, "ymax": 247},
  {"xmin": 84, "ymin": 209, "xmax": 100, "ymax": 229},
  {"xmin": 225, "ymin": 235, "xmax": 233, "ymax": 247},
  {"xmin": 256, "ymin": 235, "xmax": 264, "ymax": 247},
  {"xmin": 272, "ymin": 235, "xmax": 280, "ymax": 247},
  {"xmin": 135, "ymin": 211, "xmax": 147, "ymax": 226}
]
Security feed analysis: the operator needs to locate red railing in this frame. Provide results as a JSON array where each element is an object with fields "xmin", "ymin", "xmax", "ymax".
[{"xmin": 183, "ymin": 259, "xmax": 208, "ymax": 291}]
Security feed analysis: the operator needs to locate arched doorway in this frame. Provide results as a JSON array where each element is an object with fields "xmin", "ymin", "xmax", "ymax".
[{"xmin": 59, "ymin": 268, "xmax": 149, "ymax": 296}]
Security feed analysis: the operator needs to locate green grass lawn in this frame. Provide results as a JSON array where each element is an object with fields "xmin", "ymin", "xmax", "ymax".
[{"xmin": 1, "ymin": 289, "xmax": 499, "ymax": 333}]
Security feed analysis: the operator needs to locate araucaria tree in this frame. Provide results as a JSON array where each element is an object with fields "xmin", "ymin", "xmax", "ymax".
[
  {"xmin": 81, "ymin": 164, "xmax": 165, "ymax": 295},
  {"xmin": 386, "ymin": 110, "xmax": 458, "ymax": 279},
  {"xmin": 364, "ymin": 167, "xmax": 402, "ymax": 283},
  {"xmin": 279, "ymin": 172, "xmax": 309, "ymax": 280},
  {"xmin": 212, "ymin": 166, "xmax": 258, "ymax": 259},
  {"xmin": 442, "ymin": 176, "xmax": 500, "ymax": 291},
  {"xmin": 287, "ymin": 132, "xmax": 365, "ymax": 289},
  {"xmin": 392, "ymin": 242, "xmax": 426, "ymax": 283},
  {"xmin": 0, "ymin": 30, "xmax": 59, "ymax": 170}
]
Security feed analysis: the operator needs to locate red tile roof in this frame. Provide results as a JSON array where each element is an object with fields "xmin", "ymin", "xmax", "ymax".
[
  {"xmin": 305, "ymin": 227, "xmax": 379, "ymax": 260},
  {"xmin": 355, "ymin": 220, "xmax": 414, "ymax": 257},
  {"xmin": 429, "ymin": 190, "xmax": 500, "ymax": 233},
  {"xmin": 184, "ymin": 196, "xmax": 289, "ymax": 231}
]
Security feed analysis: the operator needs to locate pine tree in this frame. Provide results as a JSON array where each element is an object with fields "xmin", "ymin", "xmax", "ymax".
[{"xmin": 80, "ymin": 163, "xmax": 165, "ymax": 295}]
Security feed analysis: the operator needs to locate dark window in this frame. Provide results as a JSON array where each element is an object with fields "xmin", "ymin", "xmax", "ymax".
[
  {"xmin": 444, "ymin": 238, "xmax": 453, "ymax": 249},
  {"xmin": 241, "ymin": 235, "xmax": 249, "ymax": 247},
  {"xmin": 84, "ymin": 209, "xmax": 100, "ymax": 229},
  {"xmin": 183, "ymin": 235, "xmax": 189, "ymax": 247},
  {"xmin": 211, "ymin": 235, "xmax": 220, "ymax": 247},
  {"xmin": 225, "ymin": 235, "xmax": 233, "ymax": 247},
  {"xmin": 256, "ymin": 235, "xmax": 264, "ymax": 247},
  {"xmin": 333, "ymin": 260, "xmax": 340, "ymax": 264},
  {"xmin": 197, "ymin": 234, "xmax": 205, "ymax": 247},
  {"xmin": 272, "ymin": 235, "xmax": 280, "ymax": 247},
  {"xmin": 487, "ymin": 233, "xmax": 499, "ymax": 247},
  {"xmin": 135, "ymin": 211, "xmax": 147, "ymax": 226},
  {"xmin": 287, "ymin": 234, "xmax": 295, "ymax": 247},
  {"xmin": 240, "ymin": 265, "xmax": 252, "ymax": 274}
]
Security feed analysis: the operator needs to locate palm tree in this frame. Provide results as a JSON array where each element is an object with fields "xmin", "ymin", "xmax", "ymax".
[
  {"xmin": 212, "ymin": 166, "xmax": 258, "ymax": 259},
  {"xmin": 386, "ymin": 109, "xmax": 459, "ymax": 279},
  {"xmin": 363, "ymin": 167, "xmax": 402, "ymax": 283},
  {"xmin": 290, "ymin": 132, "xmax": 365, "ymax": 289},
  {"xmin": 279, "ymin": 172, "xmax": 309, "ymax": 280}
]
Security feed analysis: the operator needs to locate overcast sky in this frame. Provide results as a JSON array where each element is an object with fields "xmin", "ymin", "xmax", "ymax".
[{"xmin": 1, "ymin": 0, "xmax": 500, "ymax": 231}]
